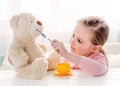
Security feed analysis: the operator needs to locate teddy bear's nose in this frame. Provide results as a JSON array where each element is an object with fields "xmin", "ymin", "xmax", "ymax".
[{"xmin": 37, "ymin": 21, "xmax": 42, "ymax": 26}]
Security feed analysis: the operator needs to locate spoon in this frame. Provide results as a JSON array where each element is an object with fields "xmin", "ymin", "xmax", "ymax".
[{"xmin": 41, "ymin": 32, "xmax": 51, "ymax": 42}]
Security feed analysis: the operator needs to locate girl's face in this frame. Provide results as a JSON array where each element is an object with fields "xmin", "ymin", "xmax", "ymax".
[{"xmin": 70, "ymin": 23, "xmax": 95, "ymax": 56}]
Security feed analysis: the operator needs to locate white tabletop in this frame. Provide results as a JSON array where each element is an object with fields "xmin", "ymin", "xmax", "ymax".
[{"xmin": 0, "ymin": 68, "xmax": 120, "ymax": 86}]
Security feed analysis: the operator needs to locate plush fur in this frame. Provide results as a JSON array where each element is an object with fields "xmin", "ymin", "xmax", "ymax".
[
  {"xmin": 9, "ymin": 13, "xmax": 48, "ymax": 79},
  {"xmin": 9, "ymin": 13, "xmax": 61, "ymax": 79}
]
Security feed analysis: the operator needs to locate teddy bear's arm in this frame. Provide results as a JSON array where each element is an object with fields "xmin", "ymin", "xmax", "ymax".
[
  {"xmin": 9, "ymin": 47, "xmax": 29, "ymax": 68},
  {"xmin": 38, "ymin": 44, "xmax": 47, "ymax": 53}
]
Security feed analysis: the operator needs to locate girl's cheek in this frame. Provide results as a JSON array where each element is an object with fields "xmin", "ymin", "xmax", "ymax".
[{"xmin": 70, "ymin": 39, "xmax": 74, "ymax": 45}]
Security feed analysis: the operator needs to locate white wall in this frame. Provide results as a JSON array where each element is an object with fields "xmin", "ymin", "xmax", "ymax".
[
  {"xmin": 0, "ymin": 20, "xmax": 12, "ymax": 55},
  {"xmin": 1, "ymin": 0, "xmax": 120, "ymax": 55}
]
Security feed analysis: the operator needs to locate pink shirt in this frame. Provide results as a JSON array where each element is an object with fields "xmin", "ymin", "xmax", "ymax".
[{"xmin": 60, "ymin": 52, "xmax": 108, "ymax": 76}]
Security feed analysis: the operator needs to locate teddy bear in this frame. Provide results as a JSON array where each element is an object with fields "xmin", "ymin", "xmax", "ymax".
[{"xmin": 8, "ymin": 13, "xmax": 61, "ymax": 79}]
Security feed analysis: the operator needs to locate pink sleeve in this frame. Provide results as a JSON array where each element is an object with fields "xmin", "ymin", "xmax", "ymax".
[{"xmin": 78, "ymin": 53, "xmax": 108, "ymax": 76}]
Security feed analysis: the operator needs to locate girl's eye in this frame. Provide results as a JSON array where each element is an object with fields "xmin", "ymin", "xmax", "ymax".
[{"xmin": 78, "ymin": 39, "xmax": 82, "ymax": 43}]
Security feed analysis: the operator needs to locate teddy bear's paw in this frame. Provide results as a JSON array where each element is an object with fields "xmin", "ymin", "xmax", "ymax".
[
  {"xmin": 12, "ymin": 54, "xmax": 29, "ymax": 68},
  {"xmin": 31, "ymin": 58, "xmax": 48, "ymax": 79},
  {"xmin": 47, "ymin": 52, "xmax": 61, "ymax": 71}
]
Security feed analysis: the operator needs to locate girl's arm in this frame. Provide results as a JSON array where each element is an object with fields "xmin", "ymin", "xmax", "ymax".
[
  {"xmin": 63, "ymin": 52, "xmax": 108, "ymax": 76},
  {"xmin": 51, "ymin": 39, "xmax": 108, "ymax": 76}
]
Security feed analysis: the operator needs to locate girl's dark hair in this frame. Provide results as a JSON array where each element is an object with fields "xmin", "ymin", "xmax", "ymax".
[{"xmin": 78, "ymin": 16, "xmax": 109, "ymax": 65}]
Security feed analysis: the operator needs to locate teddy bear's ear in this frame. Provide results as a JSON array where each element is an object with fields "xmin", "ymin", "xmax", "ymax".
[{"xmin": 10, "ymin": 15, "xmax": 19, "ymax": 29}]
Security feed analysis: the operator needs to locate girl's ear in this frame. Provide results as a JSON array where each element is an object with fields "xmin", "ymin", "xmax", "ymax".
[{"xmin": 91, "ymin": 45, "xmax": 101, "ymax": 52}]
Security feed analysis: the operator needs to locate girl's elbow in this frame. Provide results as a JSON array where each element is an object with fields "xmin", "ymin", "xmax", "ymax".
[{"xmin": 91, "ymin": 66, "xmax": 109, "ymax": 76}]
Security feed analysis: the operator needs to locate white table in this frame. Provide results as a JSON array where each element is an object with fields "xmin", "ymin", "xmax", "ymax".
[{"xmin": 0, "ymin": 68, "xmax": 120, "ymax": 86}]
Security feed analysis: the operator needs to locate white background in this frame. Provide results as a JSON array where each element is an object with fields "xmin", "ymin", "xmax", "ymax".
[{"xmin": 0, "ymin": 0, "xmax": 120, "ymax": 55}]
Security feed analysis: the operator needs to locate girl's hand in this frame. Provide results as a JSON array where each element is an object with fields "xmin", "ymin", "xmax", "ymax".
[{"xmin": 51, "ymin": 39, "xmax": 68, "ymax": 57}]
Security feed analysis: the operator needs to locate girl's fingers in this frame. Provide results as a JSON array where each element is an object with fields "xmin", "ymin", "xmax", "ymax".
[
  {"xmin": 57, "ymin": 49, "xmax": 59, "ymax": 54},
  {"xmin": 71, "ymin": 65, "xmax": 80, "ymax": 69},
  {"xmin": 51, "ymin": 39, "xmax": 58, "ymax": 46},
  {"xmin": 55, "ymin": 47, "xmax": 60, "ymax": 53}
]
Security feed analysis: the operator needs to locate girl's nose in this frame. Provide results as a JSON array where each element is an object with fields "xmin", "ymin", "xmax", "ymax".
[{"xmin": 70, "ymin": 38, "xmax": 76, "ymax": 46}]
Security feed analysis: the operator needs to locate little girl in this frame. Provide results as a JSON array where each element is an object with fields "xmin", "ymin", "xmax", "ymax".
[{"xmin": 51, "ymin": 16, "xmax": 109, "ymax": 76}]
